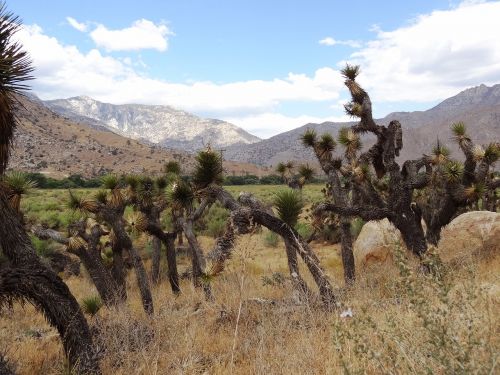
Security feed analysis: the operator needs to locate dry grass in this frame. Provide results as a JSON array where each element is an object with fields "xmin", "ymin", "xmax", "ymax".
[{"xmin": 1, "ymin": 233, "xmax": 499, "ymax": 374}]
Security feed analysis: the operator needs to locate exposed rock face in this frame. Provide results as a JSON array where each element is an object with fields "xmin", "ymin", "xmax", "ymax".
[
  {"xmin": 226, "ymin": 84, "xmax": 500, "ymax": 166},
  {"xmin": 438, "ymin": 211, "xmax": 499, "ymax": 263},
  {"xmin": 353, "ymin": 219, "xmax": 402, "ymax": 268},
  {"xmin": 44, "ymin": 96, "xmax": 260, "ymax": 152}
]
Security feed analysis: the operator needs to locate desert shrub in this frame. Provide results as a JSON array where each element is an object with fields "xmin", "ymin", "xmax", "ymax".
[
  {"xmin": 350, "ymin": 218, "xmax": 365, "ymax": 240},
  {"xmin": 81, "ymin": 296, "xmax": 103, "ymax": 317},
  {"xmin": 30, "ymin": 236, "xmax": 54, "ymax": 257},
  {"xmin": 261, "ymin": 272, "xmax": 286, "ymax": 287},
  {"xmin": 295, "ymin": 222, "xmax": 313, "ymax": 239},
  {"xmin": 332, "ymin": 245, "xmax": 497, "ymax": 374},
  {"xmin": 263, "ymin": 230, "xmax": 280, "ymax": 248},
  {"xmin": 198, "ymin": 203, "xmax": 229, "ymax": 238}
]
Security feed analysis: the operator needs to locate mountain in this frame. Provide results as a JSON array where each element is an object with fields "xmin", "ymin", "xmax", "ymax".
[
  {"xmin": 225, "ymin": 84, "xmax": 500, "ymax": 166},
  {"xmin": 43, "ymin": 96, "xmax": 261, "ymax": 152},
  {"xmin": 8, "ymin": 94, "xmax": 268, "ymax": 178}
]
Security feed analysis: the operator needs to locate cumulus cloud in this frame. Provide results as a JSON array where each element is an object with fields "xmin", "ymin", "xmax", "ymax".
[
  {"xmin": 319, "ymin": 37, "xmax": 361, "ymax": 48},
  {"xmin": 66, "ymin": 17, "xmax": 88, "ymax": 32},
  {"xmin": 350, "ymin": 0, "xmax": 500, "ymax": 103},
  {"xmin": 90, "ymin": 19, "xmax": 172, "ymax": 52},
  {"xmin": 15, "ymin": 24, "xmax": 344, "ymax": 118},
  {"xmin": 16, "ymin": 1, "xmax": 500, "ymax": 138},
  {"xmin": 223, "ymin": 113, "xmax": 350, "ymax": 138}
]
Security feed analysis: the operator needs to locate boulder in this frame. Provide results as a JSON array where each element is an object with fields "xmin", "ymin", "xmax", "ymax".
[
  {"xmin": 438, "ymin": 211, "xmax": 499, "ymax": 263},
  {"xmin": 353, "ymin": 219, "xmax": 403, "ymax": 268}
]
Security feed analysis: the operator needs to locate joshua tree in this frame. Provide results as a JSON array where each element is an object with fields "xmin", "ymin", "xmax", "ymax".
[
  {"xmin": 68, "ymin": 177, "xmax": 154, "ymax": 315},
  {"xmin": 418, "ymin": 126, "xmax": 499, "ymax": 245},
  {"xmin": 308, "ymin": 64, "xmax": 432, "ymax": 260},
  {"xmin": 0, "ymin": 3, "xmax": 100, "ymax": 373},
  {"xmin": 31, "ymin": 218, "xmax": 122, "ymax": 306},
  {"xmin": 125, "ymin": 175, "xmax": 180, "ymax": 293},
  {"xmin": 203, "ymin": 185, "xmax": 337, "ymax": 308},
  {"xmin": 276, "ymin": 161, "xmax": 315, "ymax": 190},
  {"xmin": 301, "ymin": 127, "xmax": 359, "ymax": 284}
]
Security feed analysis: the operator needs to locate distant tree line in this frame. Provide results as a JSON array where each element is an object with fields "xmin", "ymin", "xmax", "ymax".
[{"xmin": 14, "ymin": 171, "xmax": 326, "ymax": 188}]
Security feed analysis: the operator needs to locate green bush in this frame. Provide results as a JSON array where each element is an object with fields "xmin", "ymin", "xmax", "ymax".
[
  {"xmin": 295, "ymin": 222, "xmax": 314, "ymax": 239},
  {"xmin": 30, "ymin": 235, "xmax": 54, "ymax": 257},
  {"xmin": 81, "ymin": 296, "xmax": 103, "ymax": 317},
  {"xmin": 199, "ymin": 203, "xmax": 229, "ymax": 238},
  {"xmin": 350, "ymin": 218, "xmax": 365, "ymax": 240},
  {"xmin": 263, "ymin": 230, "xmax": 280, "ymax": 248}
]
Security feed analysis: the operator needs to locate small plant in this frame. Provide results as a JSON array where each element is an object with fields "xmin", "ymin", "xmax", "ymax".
[
  {"xmin": 81, "ymin": 296, "xmax": 103, "ymax": 317},
  {"xmin": 273, "ymin": 189, "xmax": 303, "ymax": 227},
  {"xmin": 263, "ymin": 230, "xmax": 279, "ymax": 248},
  {"xmin": 261, "ymin": 272, "xmax": 286, "ymax": 287}
]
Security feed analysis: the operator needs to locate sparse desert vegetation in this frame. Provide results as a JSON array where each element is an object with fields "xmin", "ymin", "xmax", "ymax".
[{"xmin": 0, "ymin": 2, "xmax": 499, "ymax": 375}]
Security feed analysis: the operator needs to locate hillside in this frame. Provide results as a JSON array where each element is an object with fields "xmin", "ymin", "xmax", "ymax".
[
  {"xmin": 225, "ymin": 84, "xmax": 500, "ymax": 166},
  {"xmin": 8, "ymin": 95, "xmax": 268, "ymax": 178},
  {"xmin": 44, "ymin": 96, "xmax": 261, "ymax": 152}
]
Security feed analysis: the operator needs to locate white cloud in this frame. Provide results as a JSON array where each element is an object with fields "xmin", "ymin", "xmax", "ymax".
[
  {"xmin": 319, "ymin": 37, "xmax": 361, "ymax": 48},
  {"xmin": 350, "ymin": 0, "xmax": 500, "ymax": 103},
  {"xmin": 16, "ymin": 1, "xmax": 500, "ymax": 139},
  {"xmin": 66, "ymin": 16, "xmax": 88, "ymax": 32},
  {"xmin": 89, "ymin": 19, "xmax": 172, "ymax": 52},
  {"xmin": 224, "ymin": 113, "xmax": 350, "ymax": 138},
  {"xmin": 15, "ymin": 24, "xmax": 345, "ymax": 137}
]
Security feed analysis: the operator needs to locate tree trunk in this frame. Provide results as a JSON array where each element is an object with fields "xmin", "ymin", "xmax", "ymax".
[
  {"xmin": 150, "ymin": 236, "xmax": 161, "ymax": 284},
  {"xmin": 110, "ymin": 241, "xmax": 127, "ymax": 302},
  {"xmin": 163, "ymin": 235, "xmax": 180, "ymax": 294},
  {"xmin": 73, "ymin": 247, "xmax": 119, "ymax": 306},
  {"xmin": 339, "ymin": 221, "xmax": 355, "ymax": 285},
  {"xmin": 112, "ymin": 224, "xmax": 153, "ymax": 315},
  {"xmin": 391, "ymin": 209, "xmax": 427, "ymax": 257},
  {"xmin": 180, "ymin": 218, "xmax": 213, "ymax": 300},
  {"xmin": 0, "ymin": 192, "xmax": 100, "ymax": 374},
  {"xmin": 127, "ymin": 245, "xmax": 154, "ymax": 315},
  {"xmin": 283, "ymin": 238, "xmax": 314, "ymax": 301}
]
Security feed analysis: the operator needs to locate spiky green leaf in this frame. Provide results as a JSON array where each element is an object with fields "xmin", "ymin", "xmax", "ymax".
[{"xmin": 273, "ymin": 189, "xmax": 304, "ymax": 227}]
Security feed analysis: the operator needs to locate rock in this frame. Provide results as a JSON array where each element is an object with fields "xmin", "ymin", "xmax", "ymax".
[
  {"xmin": 438, "ymin": 211, "xmax": 500, "ymax": 263},
  {"xmin": 353, "ymin": 219, "xmax": 403, "ymax": 268}
]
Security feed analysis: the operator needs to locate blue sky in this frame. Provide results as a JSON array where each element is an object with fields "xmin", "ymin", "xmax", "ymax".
[{"xmin": 10, "ymin": 0, "xmax": 500, "ymax": 138}]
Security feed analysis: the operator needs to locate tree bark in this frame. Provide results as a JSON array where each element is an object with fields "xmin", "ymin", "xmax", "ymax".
[
  {"xmin": 180, "ymin": 217, "xmax": 213, "ymax": 300},
  {"xmin": 150, "ymin": 236, "xmax": 161, "ymax": 284},
  {"xmin": 0, "ymin": 192, "xmax": 100, "ymax": 374},
  {"xmin": 112, "ymin": 224, "xmax": 153, "ymax": 316},
  {"xmin": 110, "ymin": 241, "xmax": 127, "ymax": 302},
  {"xmin": 164, "ymin": 235, "xmax": 180, "ymax": 294},
  {"xmin": 283, "ymin": 238, "xmax": 314, "ymax": 301},
  {"xmin": 339, "ymin": 221, "xmax": 355, "ymax": 285}
]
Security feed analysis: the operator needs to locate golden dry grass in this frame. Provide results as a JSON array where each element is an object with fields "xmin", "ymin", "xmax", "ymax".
[{"xmin": 1, "ymin": 232, "xmax": 499, "ymax": 374}]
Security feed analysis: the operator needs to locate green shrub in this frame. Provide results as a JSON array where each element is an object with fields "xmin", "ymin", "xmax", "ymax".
[
  {"xmin": 30, "ymin": 236, "xmax": 54, "ymax": 257},
  {"xmin": 199, "ymin": 203, "xmax": 229, "ymax": 238},
  {"xmin": 295, "ymin": 222, "xmax": 313, "ymax": 239},
  {"xmin": 81, "ymin": 296, "xmax": 103, "ymax": 316},
  {"xmin": 350, "ymin": 218, "xmax": 365, "ymax": 240},
  {"xmin": 263, "ymin": 230, "xmax": 280, "ymax": 248}
]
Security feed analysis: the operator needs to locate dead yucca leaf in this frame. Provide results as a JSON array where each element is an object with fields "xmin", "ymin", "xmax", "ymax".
[
  {"xmin": 67, "ymin": 236, "xmax": 86, "ymax": 252},
  {"xmin": 126, "ymin": 211, "xmax": 148, "ymax": 232},
  {"xmin": 472, "ymin": 145, "xmax": 485, "ymax": 162},
  {"xmin": 463, "ymin": 183, "xmax": 485, "ymax": 201},
  {"xmin": 109, "ymin": 189, "xmax": 124, "ymax": 208}
]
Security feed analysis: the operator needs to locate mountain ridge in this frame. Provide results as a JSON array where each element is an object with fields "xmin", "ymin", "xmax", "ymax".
[
  {"xmin": 43, "ymin": 96, "xmax": 261, "ymax": 152},
  {"xmin": 225, "ymin": 83, "xmax": 500, "ymax": 166}
]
